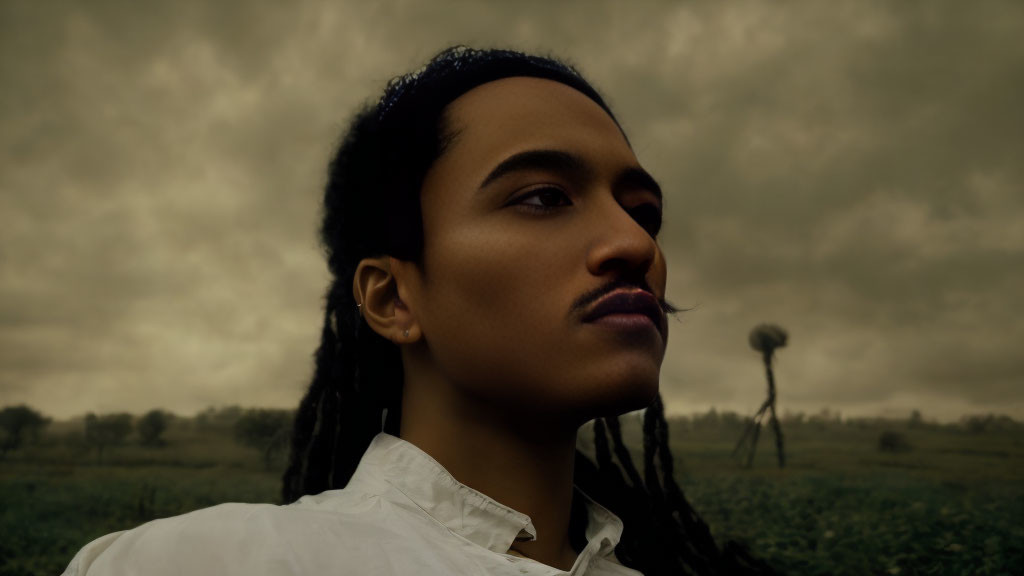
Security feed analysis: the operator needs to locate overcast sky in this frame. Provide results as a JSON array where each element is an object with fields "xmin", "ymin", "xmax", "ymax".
[{"xmin": 2, "ymin": 1, "xmax": 1022, "ymax": 422}]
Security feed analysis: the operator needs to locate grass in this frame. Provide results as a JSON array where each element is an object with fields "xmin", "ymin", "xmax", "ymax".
[
  {"xmin": 684, "ymin": 471, "xmax": 1023, "ymax": 575},
  {"xmin": 2, "ymin": 412, "xmax": 1022, "ymax": 575},
  {"xmin": 0, "ymin": 464, "xmax": 280, "ymax": 576},
  {"xmin": 589, "ymin": 417, "xmax": 1024, "ymax": 575}
]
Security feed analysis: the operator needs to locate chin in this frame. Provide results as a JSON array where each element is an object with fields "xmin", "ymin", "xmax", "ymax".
[
  {"xmin": 616, "ymin": 378, "xmax": 661, "ymax": 415},
  {"xmin": 577, "ymin": 371, "xmax": 661, "ymax": 421}
]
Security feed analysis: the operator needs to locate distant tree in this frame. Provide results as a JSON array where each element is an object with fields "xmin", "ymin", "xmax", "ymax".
[
  {"xmin": 809, "ymin": 407, "xmax": 839, "ymax": 428},
  {"xmin": 692, "ymin": 407, "xmax": 720, "ymax": 430},
  {"xmin": 990, "ymin": 414, "xmax": 1022, "ymax": 432},
  {"xmin": 197, "ymin": 405, "xmax": 244, "ymax": 431},
  {"xmin": 960, "ymin": 413, "xmax": 1022, "ymax": 433},
  {"xmin": 908, "ymin": 409, "xmax": 923, "ymax": 429},
  {"xmin": 233, "ymin": 409, "xmax": 292, "ymax": 470},
  {"xmin": 85, "ymin": 412, "xmax": 133, "ymax": 464},
  {"xmin": 733, "ymin": 323, "xmax": 789, "ymax": 468},
  {"xmin": 878, "ymin": 430, "xmax": 911, "ymax": 452},
  {"xmin": 0, "ymin": 405, "xmax": 50, "ymax": 457},
  {"xmin": 137, "ymin": 409, "xmax": 168, "ymax": 447},
  {"xmin": 195, "ymin": 407, "xmax": 211, "ymax": 430},
  {"xmin": 962, "ymin": 414, "xmax": 989, "ymax": 434},
  {"xmin": 844, "ymin": 416, "xmax": 860, "ymax": 428},
  {"xmin": 675, "ymin": 414, "xmax": 694, "ymax": 432},
  {"xmin": 216, "ymin": 405, "xmax": 244, "ymax": 425},
  {"xmin": 719, "ymin": 410, "xmax": 743, "ymax": 431}
]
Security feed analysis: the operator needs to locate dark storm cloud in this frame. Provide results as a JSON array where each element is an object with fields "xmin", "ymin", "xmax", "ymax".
[
  {"xmin": 1, "ymin": 0, "xmax": 1021, "ymax": 420},
  {"xmin": 1, "ymin": 0, "xmax": 344, "ymax": 415},
  {"xmin": 593, "ymin": 2, "xmax": 1024, "ymax": 419}
]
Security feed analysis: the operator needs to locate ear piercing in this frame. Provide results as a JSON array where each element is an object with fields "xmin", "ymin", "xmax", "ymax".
[{"xmin": 403, "ymin": 329, "xmax": 410, "ymax": 338}]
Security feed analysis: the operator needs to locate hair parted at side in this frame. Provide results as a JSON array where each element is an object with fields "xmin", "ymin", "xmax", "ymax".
[{"xmin": 283, "ymin": 45, "xmax": 776, "ymax": 576}]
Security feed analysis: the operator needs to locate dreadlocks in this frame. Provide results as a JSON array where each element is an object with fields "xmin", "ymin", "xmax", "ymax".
[{"xmin": 282, "ymin": 46, "xmax": 776, "ymax": 576}]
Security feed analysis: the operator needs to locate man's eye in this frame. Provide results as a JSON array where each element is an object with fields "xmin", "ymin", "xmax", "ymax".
[
  {"xmin": 510, "ymin": 191, "xmax": 661, "ymax": 236},
  {"xmin": 629, "ymin": 204, "xmax": 662, "ymax": 237},
  {"xmin": 513, "ymin": 187, "xmax": 572, "ymax": 211}
]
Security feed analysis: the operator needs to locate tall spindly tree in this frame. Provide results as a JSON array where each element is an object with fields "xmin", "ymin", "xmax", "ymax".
[{"xmin": 733, "ymin": 324, "xmax": 788, "ymax": 468}]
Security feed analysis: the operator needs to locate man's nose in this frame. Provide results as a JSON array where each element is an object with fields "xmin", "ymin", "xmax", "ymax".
[{"xmin": 585, "ymin": 198, "xmax": 658, "ymax": 279}]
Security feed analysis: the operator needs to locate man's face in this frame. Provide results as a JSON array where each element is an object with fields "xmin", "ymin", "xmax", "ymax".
[{"xmin": 405, "ymin": 76, "xmax": 668, "ymax": 425}]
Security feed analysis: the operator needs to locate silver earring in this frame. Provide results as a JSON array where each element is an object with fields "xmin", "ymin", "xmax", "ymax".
[{"xmin": 403, "ymin": 329, "xmax": 410, "ymax": 338}]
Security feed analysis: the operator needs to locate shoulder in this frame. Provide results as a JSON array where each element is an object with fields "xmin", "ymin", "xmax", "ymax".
[
  {"xmin": 64, "ymin": 502, "xmax": 290, "ymax": 575},
  {"xmin": 64, "ymin": 494, "xmax": 462, "ymax": 575}
]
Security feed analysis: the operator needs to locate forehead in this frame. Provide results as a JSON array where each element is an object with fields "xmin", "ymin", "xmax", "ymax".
[{"xmin": 432, "ymin": 76, "xmax": 636, "ymax": 184}]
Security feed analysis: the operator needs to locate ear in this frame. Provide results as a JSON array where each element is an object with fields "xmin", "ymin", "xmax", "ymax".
[{"xmin": 352, "ymin": 256, "xmax": 421, "ymax": 344}]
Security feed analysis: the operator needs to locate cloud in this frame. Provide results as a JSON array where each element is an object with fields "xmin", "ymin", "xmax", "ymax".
[{"xmin": 1, "ymin": 0, "xmax": 1022, "ymax": 421}]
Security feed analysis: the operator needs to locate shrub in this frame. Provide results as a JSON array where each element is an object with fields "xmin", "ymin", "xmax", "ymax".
[{"xmin": 878, "ymin": 430, "xmax": 911, "ymax": 453}]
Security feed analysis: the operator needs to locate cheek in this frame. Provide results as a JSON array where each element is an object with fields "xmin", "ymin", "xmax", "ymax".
[{"xmin": 420, "ymin": 229, "xmax": 576, "ymax": 398}]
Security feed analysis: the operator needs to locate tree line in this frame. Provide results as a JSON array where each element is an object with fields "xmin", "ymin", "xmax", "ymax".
[
  {"xmin": 0, "ymin": 404, "xmax": 293, "ymax": 468},
  {"xmin": 3, "ymin": 403, "xmax": 1020, "ymax": 466}
]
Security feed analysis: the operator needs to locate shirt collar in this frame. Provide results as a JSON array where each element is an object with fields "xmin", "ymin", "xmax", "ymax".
[{"xmin": 346, "ymin": 432, "xmax": 625, "ymax": 559}]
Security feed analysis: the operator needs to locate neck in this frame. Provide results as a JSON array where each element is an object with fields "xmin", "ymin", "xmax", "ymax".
[{"xmin": 399, "ymin": 364, "xmax": 582, "ymax": 571}]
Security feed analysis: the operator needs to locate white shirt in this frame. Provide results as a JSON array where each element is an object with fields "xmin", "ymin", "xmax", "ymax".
[{"xmin": 64, "ymin": 432, "xmax": 643, "ymax": 575}]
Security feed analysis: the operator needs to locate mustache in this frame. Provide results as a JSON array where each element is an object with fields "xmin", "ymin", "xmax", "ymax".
[{"xmin": 573, "ymin": 278, "xmax": 685, "ymax": 318}]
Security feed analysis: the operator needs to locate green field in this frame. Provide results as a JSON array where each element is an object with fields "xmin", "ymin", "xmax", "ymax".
[{"xmin": 2, "ymin": 411, "xmax": 1022, "ymax": 575}]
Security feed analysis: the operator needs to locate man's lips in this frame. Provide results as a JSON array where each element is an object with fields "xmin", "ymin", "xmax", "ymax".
[{"xmin": 581, "ymin": 288, "xmax": 665, "ymax": 335}]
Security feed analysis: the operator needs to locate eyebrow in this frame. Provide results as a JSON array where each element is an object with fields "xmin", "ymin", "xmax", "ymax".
[{"xmin": 478, "ymin": 149, "xmax": 663, "ymax": 203}]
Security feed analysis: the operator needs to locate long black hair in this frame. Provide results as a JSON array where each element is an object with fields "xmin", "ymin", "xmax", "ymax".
[{"xmin": 282, "ymin": 46, "xmax": 775, "ymax": 576}]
